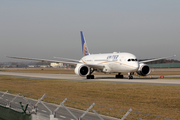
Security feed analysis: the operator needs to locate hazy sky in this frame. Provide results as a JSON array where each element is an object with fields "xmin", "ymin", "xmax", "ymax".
[{"xmin": 0, "ymin": 0, "xmax": 180, "ymax": 62}]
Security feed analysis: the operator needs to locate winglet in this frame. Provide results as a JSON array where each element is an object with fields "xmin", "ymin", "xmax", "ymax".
[{"xmin": 80, "ymin": 31, "xmax": 90, "ymax": 56}]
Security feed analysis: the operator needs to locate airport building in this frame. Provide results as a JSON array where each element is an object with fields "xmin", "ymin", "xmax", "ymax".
[{"xmin": 50, "ymin": 63, "xmax": 64, "ymax": 68}]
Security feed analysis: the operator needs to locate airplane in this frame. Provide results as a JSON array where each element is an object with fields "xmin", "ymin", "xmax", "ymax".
[{"xmin": 7, "ymin": 31, "xmax": 176, "ymax": 79}]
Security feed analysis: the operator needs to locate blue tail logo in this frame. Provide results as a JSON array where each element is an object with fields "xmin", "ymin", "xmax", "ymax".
[{"xmin": 80, "ymin": 31, "xmax": 90, "ymax": 56}]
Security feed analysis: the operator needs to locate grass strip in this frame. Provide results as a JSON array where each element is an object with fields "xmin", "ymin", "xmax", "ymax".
[{"xmin": 0, "ymin": 76, "xmax": 179, "ymax": 119}]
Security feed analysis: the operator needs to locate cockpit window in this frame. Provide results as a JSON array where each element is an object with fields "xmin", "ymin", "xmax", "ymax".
[{"xmin": 127, "ymin": 59, "xmax": 138, "ymax": 62}]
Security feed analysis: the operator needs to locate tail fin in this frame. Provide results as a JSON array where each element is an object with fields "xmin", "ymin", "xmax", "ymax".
[{"xmin": 80, "ymin": 31, "xmax": 90, "ymax": 56}]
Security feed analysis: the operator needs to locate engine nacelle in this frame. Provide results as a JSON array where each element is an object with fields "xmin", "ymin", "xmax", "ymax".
[
  {"xmin": 136, "ymin": 63, "xmax": 151, "ymax": 76},
  {"xmin": 74, "ymin": 64, "xmax": 90, "ymax": 77}
]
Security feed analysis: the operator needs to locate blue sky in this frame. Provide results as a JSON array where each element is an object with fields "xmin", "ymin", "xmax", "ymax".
[{"xmin": 0, "ymin": 0, "xmax": 180, "ymax": 62}]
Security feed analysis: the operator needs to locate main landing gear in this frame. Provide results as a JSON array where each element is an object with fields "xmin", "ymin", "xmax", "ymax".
[
  {"xmin": 128, "ymin": 72, "xmax": 134, "ymax": 79},
  {"xmin": 86, "ymin": 69, "xmax": 95, "ymax": 79},
  {"xmin": 116, "ymin": 73, "xmax": 134, "ymax": 79},
  {"xmin": 86, "ymin": 75, "xmax": 94, "ymax": 79},
  {"xmin": 116, "ymin": 73, "xmax": 124, "ymax": 78}
]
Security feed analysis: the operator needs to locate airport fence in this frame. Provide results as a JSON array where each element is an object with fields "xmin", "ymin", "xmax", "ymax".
[
  {"xmin": 0, "ymin": 105, "xmax": 31, "ymax": 120},
  {"xmin": 0, "ymin": 91, "xmax": 178, "ymax": 120}
]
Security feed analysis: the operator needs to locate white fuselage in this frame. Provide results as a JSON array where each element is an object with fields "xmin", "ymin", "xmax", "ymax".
[{"xmin": 80, "ymin": 52, "xmax": 139, "ymax": 73}]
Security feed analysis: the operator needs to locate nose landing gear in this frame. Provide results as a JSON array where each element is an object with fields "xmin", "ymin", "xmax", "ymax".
[{"xmin": 128, "ymin": 72, "xmax": 134, "ymax": 79}]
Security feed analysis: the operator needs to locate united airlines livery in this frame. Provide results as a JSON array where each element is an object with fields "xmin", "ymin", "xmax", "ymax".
[
  {"xmin": 81, "ymin": 31, "xmax": 90, "ymax": 56},
  {"xmin": 7, "ymin": 31, "xmax": 176, "ymax": 79}
]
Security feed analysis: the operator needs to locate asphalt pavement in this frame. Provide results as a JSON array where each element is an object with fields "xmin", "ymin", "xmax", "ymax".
[{"xmin": 0, "ymin": 71, "xmax": 180, "ymax": 86}]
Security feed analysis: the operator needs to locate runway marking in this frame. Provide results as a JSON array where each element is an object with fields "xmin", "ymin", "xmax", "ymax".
[
  {"xmin": 59, "ymin": 115, "xmax": 66, "ymax": 118},
  {"xmin": 42, "ymin": 110, "xmax": 47, "ymax": 113}
]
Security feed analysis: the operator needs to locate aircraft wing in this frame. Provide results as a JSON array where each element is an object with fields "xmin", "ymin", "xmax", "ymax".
[
  {"xmin": 54, "ymin": 57, "xmax": 79, "ymax": 62},
  {"xmin": 140, "ymin": 55, "xmax": 176, "ymax": 63},
  {"xmin": 7, "ymin": 56, "xmax": 104, "ymax": 69},
  {"xmin": 6, "ymin": 56, "xmax": 79, "ymax": 65}
]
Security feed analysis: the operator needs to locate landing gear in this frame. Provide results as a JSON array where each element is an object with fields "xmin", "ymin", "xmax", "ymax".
[
  {"xmin": 116, "ymin": 73, "xmax": 124, "ymax": 79},
  {"xmin": 128, "ymin": 75, "xmax": 133, "ymax": 79},
  {"xmin": 86, "ymin": 69, "xmax": 95, "ymax": 79},
  {"xmin": 128, "ymin": 72, "xmax": 134, "ymax": 79},
  {"xmin": 86, "ymin": 75, "xmax": 94, "ymax": 79}
]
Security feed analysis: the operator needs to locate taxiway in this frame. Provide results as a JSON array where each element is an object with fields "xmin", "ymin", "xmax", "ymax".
[{"xmin": 0, "ymin": 71, "xmax": 180, "ymax": 86}]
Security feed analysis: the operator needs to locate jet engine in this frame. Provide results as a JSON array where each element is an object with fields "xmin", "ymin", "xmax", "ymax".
[
  {"xmin": 136, "ymin": 63, "xmax": 151, "ymax": 76},
  {"xmin": 74, "ymin": 64, "xmax": 90, "ymax": 77}
]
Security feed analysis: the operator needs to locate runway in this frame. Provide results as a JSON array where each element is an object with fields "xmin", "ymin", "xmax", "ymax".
[{"xmin": 0, "ymin": 71, "xmax": 180, "ymax": 86}]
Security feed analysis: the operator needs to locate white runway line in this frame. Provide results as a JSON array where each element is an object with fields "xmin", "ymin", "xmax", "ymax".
[
  {"xmin": 41, "ymin": 110, "xmax": 47, "ymax": 113},
  {"xmin": 59, "ymin": 115, "xmax": 66, "ymax": 118}
]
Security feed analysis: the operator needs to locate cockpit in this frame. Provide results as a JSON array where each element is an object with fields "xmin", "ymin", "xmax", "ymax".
[{"xmin": 127, "ymin": 59, "xmax": 138, "ymax": 62}]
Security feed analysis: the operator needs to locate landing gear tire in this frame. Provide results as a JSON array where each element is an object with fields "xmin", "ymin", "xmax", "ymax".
[
  {"xmin": 116, "ymin": 73, "xmax": 123, "ymax": 79},
  {"xmin": 128, "ymin": 75, "xmax": 133, "ymax": 79},
  {"xmin": 116, "ymin": 75, "xmax": 124, "ymax": 78},
  {"xmin": 86, "ymin": 75, "xmax": 94, "ymax": 79},
  {"xmin": 128, "ymin": 72, "xmax": 134, "ymax": 79}
]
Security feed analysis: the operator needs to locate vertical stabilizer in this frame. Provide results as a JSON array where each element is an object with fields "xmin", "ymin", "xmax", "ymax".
[{"xmin": 80, "ymin": 31, "xmax": 90, "ymax": 56}]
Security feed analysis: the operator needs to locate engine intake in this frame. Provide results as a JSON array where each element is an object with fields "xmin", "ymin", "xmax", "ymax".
[
  {"xmin": 75, "ymin": 64, "xmax": 90, "ymax": 77},
  {"xmin": 136, "ymin": 63, "xmax": 151, "ymax": 76}
]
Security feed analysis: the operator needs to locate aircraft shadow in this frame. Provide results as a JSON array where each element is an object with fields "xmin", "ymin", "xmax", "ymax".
[{"xmin": 94, "ymin": 77, "xmax": 158, "ymax": 80}]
